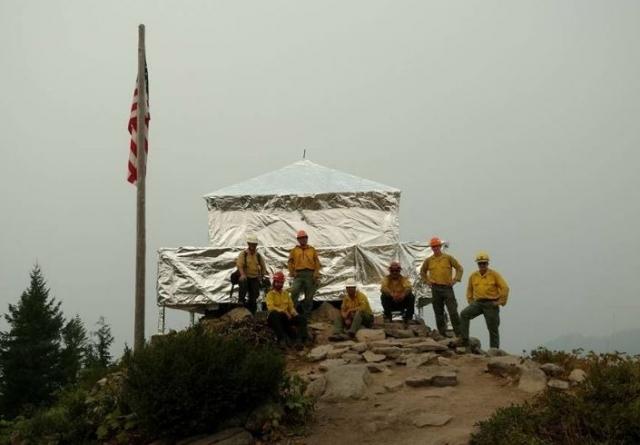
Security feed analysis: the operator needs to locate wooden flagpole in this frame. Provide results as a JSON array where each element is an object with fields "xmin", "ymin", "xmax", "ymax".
[{"xmin": 134, "ymin": 24, "xmax": 147, "ymax": 351}]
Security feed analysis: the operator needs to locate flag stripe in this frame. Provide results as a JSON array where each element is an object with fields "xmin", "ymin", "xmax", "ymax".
[{"xmin": 127, "ymin": 61, "xmax": 150, "ymax": 185}]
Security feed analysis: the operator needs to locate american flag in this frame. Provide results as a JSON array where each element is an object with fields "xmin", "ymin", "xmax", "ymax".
[{"xmin": 127, "ymin": 60, "xmax": 150, "ymax": 185}]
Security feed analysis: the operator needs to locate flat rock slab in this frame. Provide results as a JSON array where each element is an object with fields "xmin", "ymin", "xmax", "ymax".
[
  {"xmin": 405, "ymin": 353, "xmax": 438, "ymax": 369},
  {"xmin": 350, "ymin": 343, "xmax": 368, "ymax": 353},
  {"xmin": 308, "ymin": 345, "xmax": 334, "ymax": 362},
  {"xmin": 319, "ymin": 359, "xmax": 347, "ymax": 371},
  {"xmin": 327, "ymin": 347, "xmax": 350, "ymax": 359},
  {"xmin": 370, "ymin": 339, "xmax": 404, "ymax": 348},
  {"xmin": 398, "ymin": 337, "xmax": 426, "ymax": 345},
  {"xmin": 341, "ymin": 352, "xmax": 363, "ymax": 363},
  {"xmin": 413, "ymin": 413, "xmax": 453, "ymax": 428},
  {"xmin": 408, "ymin": 339, "xmax": 448, "ymax": 352},
  {"xmin": 321, "ymin": 365, "xmax": 372, "ymax": 402},
  {"xmin": 372, "ymin": 346, "xmax": 403, "ymax": 359},
  {"xmin": 367, "ymin": 363, "xmax": 389, "ymax": 373},
  {"xmin": 518, "ymin": 367, "xmax": 547, "ymax": 394},
  {"xmin": 548, "ymin": 378, "xmax": 570, "ymax": 390},
  {"xmin": 308, "ymin": 322, "xmax": 329, "ymax": 331},
  {"xmin": 385, "ymin": 328, "xmax": 416, "ymax": 338},
  {"xmin": 355, "ymin": 329, "xmax": 386, "ymax": 343},
  {"xmin": 384, "ymin": 380, "xmax": 404, "ymax": 392},
  {"xmin": 405, "ymin": 375, "xmax": 432, "ymax": 387},
  {"xmin": 363, "ymin": 351, "xmax": 386, "ymax": 363},
  {"xmin": 540, "ymin": 363, "xmax": 565, "ymax": 377},
  {"xmin": 430, "ymin": 371, "xmax": 458, "ymax": 387}
]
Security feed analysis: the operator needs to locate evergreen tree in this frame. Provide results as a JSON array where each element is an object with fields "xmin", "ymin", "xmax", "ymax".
[
  {"xmin": 86, "ymin": 316, "xmax": 114, "ymax": 369},
  {"xmin": 60, "ymin": 314, "xmax": 89, "ymax": 385},
  {"xmin": 0, "ymin": 266, "xmax": 64, "ymax": 418}
]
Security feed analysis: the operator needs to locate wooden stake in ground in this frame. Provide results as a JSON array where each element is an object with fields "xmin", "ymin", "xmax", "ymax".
[{"xmin": 134, "ymin": 24, "xmax": 147, "ymax": 351}]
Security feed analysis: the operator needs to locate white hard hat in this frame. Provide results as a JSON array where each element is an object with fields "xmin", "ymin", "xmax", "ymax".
[
  {"xmin": 246, "ymin": 234, "xmax": 258, "ymax": 244},
  {"xmin": 345, "ymin": 278, "xmax": 357, "ymax": 288}
]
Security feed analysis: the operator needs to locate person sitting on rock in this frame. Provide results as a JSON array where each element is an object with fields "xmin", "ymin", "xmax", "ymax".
[
  {"xmin": 331, "ymin": 278, "xmax": 373, "ymax": 340},
  {"xmin": 266, "ymin": 271, "xmax": 308, "ymax": 347},
  {"xmin": 380, "ymin": 261, "xmax": 415, "ymax": 327}
]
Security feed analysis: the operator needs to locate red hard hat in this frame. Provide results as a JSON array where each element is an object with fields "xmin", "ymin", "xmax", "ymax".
[
  {"xmin": 273, "ymin": 271, "xmax": 285, "ymax": 282},
  {"xmin": 296, "ymin": 230, "xmax": 308, "ymax": 238},
  {"xmin": 429, "ymin": 237, "xmax": 443, "ymax": 247}
]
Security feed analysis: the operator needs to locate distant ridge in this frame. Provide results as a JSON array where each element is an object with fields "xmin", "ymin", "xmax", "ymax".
[{"xmin": 544, "ymin": 328, "xmax": 640, "ymax": 355}]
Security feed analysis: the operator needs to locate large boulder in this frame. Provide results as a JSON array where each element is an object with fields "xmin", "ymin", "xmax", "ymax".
[
  {"xmin": 540, "ymin": 363, "xmax": 565, "ymax": 377},
  {"xmin": 487, "ymin": 356, "xmax": 522, "ymax": 377},
  {"xmin": 430, "ymin": 371, "xmax": 458, "ymax": 387},
  {"xmin": 569, "ymin": 368, "xmax": 587, "ymax": 384},
  {"xmin": 304, "ymin": 375, "xmax": 327, "ymax": 400},
  {"xmin": 518, "ymin": 367, "xmax": 547, "ymax": 394},
  {"xmin": 307, "ymin": 345, "xmax": 334, "ymax": 362},
  {"xmin": 321, "ymin": 365, "xmax": 372, "ymax": 402}
]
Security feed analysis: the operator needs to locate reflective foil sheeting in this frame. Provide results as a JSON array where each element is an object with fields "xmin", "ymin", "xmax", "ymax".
[{"xmin": 157, "ymin": 243, "xmax": 434, "ymax": 313}]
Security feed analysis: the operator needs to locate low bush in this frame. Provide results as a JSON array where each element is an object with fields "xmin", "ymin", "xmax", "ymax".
[
  {"xmin": 122, "ymin": 326, "xmax": 285, "ymax": 440},
  {"xmin": 472, "ymin": 352, "xmax": 640, "ymax": 445}
]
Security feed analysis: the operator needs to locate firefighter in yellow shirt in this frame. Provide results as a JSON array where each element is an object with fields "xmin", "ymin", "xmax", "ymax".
[
  {"xmin": 460, "ymin": 252, "xmax": 510, "ymax": 350},
  {"xmin": 380, "ymin": 261, "xmax": 415, "ymax": 327},
  {"xmin": 330, "ymin": 278, "xmax": 373, "ymax": 340},
  {"xmin": 288, "ymin": 230, "xmax": 321, "ymax": 317},
  {"xmin": 265, "ymin": 272, "xmax": 308, "ymax": 347},
  {"xmin": 420, "ymin": 237, "xmax": 464, "ymax": 337}
]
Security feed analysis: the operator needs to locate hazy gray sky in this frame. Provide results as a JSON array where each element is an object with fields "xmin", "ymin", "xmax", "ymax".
[{"xmin": 1, "ymin": 1, "xmax": 639, "ymax": 354}]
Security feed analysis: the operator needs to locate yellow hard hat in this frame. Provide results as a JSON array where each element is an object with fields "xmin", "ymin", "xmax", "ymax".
[{"xmin": 475, "ymin": 251, "xmax": 490, "ymax": 263}]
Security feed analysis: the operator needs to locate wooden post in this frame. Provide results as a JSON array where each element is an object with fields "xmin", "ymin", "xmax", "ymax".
[{"xmin": 134, "ymin": 24, "xmax": 147, "ymax": 351}]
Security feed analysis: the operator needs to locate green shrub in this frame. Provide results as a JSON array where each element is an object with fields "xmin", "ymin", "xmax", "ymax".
[
  {"xmin": 473, "ymin": 352, "xmax": 640, "ymax": 445},
  {"xmin": 122, "ymin": 326, "xmax": 285, "ymax": 440}
]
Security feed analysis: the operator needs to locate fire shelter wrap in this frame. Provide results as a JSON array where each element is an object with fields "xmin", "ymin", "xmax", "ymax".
[
  {"xmin": 203, "ymin": 160, "xmax": 401, "ymax": 247},
  {"xmin": 157, "ymin": 243, "xmax": 434, "ymax": 313}
]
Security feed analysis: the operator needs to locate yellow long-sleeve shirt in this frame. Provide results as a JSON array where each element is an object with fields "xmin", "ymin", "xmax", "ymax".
[
  {"xmin": 380, "ymin": 275, "xmax": 412, "ymax": 296},
  {"xmin": 340, "ymin": 290, "xmax": 373, "ymax": 318},
  {"xmin": 466, "ymin": 269, "xmax": 510, "ymax": 306},
  {"xmin": 420, "ymin": 253, "xmax": 464, "ymax": 285},
  {"xmin": 288, "ymin": 245, "xmax": 321, "ymax": 277},
  {"xmin": 265, "ymin": 289, "xmax": 297, "ymax": 317},
  {"xmin": 236, "ymin": 250, "xmax": 266, "ymax": 278}
]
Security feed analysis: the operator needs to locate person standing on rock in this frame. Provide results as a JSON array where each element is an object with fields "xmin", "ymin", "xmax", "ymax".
[
  {"xmin": 288, "ymin": 230, "xmax": 321, "ymax": 317},
  {"xmin": 236, "ymin": 234, "xmax": 267, "ymax": 314},
  {"xmin": 420, "ymin": 237, "xmax": 464, "ymax": 337},
  {"xmin": 380, "ymin": 261, "xmax": 415, "ymax": 327},
  {"xmin": 460, "ymin": 251, "xmax": 509, "ymax": 349},
  {"xmin": 266, "ymin": 271, "xmax": 308, "ymax": 347},
  {"xmin": 331, "ymin": 278, "xmax": 373, "ymax": 340}
]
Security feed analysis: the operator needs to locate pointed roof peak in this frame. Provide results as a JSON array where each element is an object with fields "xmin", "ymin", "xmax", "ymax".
[{"xmin": 205, "ymin": 159, "xmax": 399, "ymax": 197}]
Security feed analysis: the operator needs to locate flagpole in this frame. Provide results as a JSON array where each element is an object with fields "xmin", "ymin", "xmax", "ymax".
[{"xmin": 134, "ymin": 24, "xmax": 147, "ymax": 351}]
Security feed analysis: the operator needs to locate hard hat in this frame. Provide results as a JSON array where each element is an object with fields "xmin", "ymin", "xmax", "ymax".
[
  {"xmin": 429, "ymin": 237, "xmax": 443, "ymax": 248},
  {"xmin": 345, "ymin": 278, "xmax": 357, "ymax": 288},
  {"xmin": 246, "ymin": 234, "xmax": 258, "ymax": 244},
  {"xmin": 273, "ymin": 271, "xmax": 286, "ymax": 282},
  {"xmin": 296, "ymin": 230, "xmax": 308, "ymax": 238},
  {"xmin": 475, "ymin": 251, "xmax": 490, "ymax": 263},
  {"xmin": 389, "ymin": 261, "xmax": 401, "ymax": 270}
]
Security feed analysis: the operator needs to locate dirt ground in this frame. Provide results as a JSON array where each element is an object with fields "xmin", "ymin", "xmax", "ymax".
[{"xmin": 293, "ymin": 350, "xmax": 531, "ymax": 445}]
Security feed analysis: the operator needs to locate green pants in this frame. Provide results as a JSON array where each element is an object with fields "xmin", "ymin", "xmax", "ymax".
[
  {"xmin": 460, "ymin": 300, "xmax": 500, "ymax": 349},
  {"xmin": 431, "ymin": 285, "xmax": 461, "ymax": 336},
  {"xmin": 333, "ymin": 311, "xmax": 374, "ymax": 335},
  {"xmin": 290, "ymin": 270, "xmax": 317, "ymax": 317}
]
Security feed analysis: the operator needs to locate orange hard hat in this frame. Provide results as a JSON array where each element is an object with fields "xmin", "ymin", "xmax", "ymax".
[
  {"xmin": 273, "ymin": 271, "xmax": 286, "ymax": 282},
  {"xmin": 429, "ymin": 237, "xmax": 443, "ymax": 247},
  {"xmin": 296, "ymin": 230, "xmax": 308, "ymax": 238}
]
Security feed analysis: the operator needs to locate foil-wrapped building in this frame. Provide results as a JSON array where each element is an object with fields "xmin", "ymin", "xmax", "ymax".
[{"xmin": 157, "ymin": 160, "xmax": 433, "ymax": 321}]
